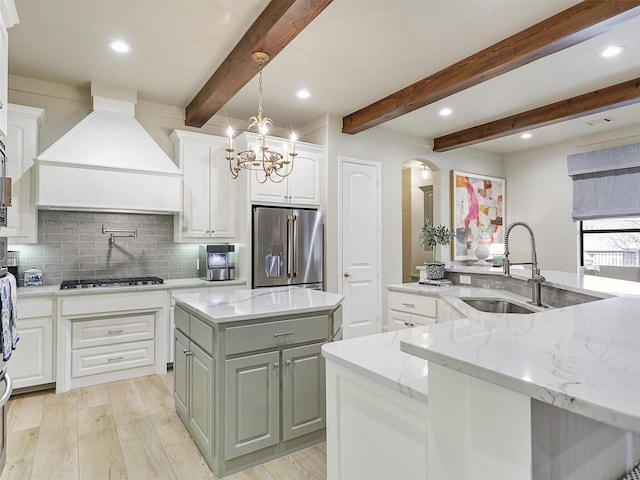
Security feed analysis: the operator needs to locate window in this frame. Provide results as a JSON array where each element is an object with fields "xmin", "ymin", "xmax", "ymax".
[{"xmin": 580, "ymin": 217, "xmax": 640, "ymax": 267}]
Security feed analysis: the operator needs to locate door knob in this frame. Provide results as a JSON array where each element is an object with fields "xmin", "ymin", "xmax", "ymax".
[{"xmin": 343, "ymin": 272, "xmax": 351, "ymax": 277}]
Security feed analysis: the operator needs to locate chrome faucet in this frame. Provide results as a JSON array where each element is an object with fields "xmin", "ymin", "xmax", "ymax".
[{"xmin": 503, "ymin": 221, "xmax": 546, "ymax": 307}]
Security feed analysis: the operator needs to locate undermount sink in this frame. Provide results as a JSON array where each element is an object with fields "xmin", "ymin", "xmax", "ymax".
[{"xmin": 460, "ymin": 297, "xmax": 537, "ymax": 314}]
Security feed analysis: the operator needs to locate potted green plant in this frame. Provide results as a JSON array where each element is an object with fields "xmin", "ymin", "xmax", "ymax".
[{"xmin": 419, "ymin": 220, "xmax": 453, "ymax": 280}]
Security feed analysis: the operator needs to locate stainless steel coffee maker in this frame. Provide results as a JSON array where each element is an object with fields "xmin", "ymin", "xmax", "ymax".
[{"xmin": 199, "ymin": 245, "xmax": 235, "ymax": 281}]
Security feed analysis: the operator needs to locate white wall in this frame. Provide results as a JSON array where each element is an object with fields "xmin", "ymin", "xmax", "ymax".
[{"xmin": 503, "ymin": 125, "xmax": 640, "ymax": 274}]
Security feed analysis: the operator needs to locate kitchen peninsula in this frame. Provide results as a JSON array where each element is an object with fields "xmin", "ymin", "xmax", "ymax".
[
  {"xmin": 323, "ymin": 269, "xmax": 640, "ymax": 480},
  {"xmin": 172, "ymin": 287, "xmax": 343, "ymax": 478}
]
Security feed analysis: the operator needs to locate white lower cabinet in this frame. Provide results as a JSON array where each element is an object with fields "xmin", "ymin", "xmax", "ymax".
[
  {"xmin": 387, "ymin": 289, "xmax": 462, "ymax": 330},
  {"xmin": 387, "ymin": 290, "xmax": 438, "ymax": 330},
  {"xmin": 325, "ymin": 360, "xmax": 429, "ymax": 480},
  {"xmin": 57, "ymin": 290, "xmax": 167, "ymax": 392},
  {"xmin": 174, "ymin": 301, "xmax": 330, "ymax": 478},
  {"xmin": 8, "ymin": 295, "xmax": 54, "ymax": 390}
]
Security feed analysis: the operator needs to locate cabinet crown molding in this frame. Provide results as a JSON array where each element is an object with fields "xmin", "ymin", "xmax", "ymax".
[
  {"xmin": 8, "ymin": 103, "xmax": 45, "ymax": 123},
  {"xmin": 170, "ymin": 129, "xmax": 227, "ymax": 146}
]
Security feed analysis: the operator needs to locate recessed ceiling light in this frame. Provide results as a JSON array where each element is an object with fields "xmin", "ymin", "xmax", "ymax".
[
  {"xmin": 520, "ymin": 133, "xmax": 532, "ymax": 139},
  {"xmin": 439, "ymin": 107, "xmax": 453, "ymax": 116},
  {"xmin": 296, "ymin": 89, "xmax": 311, "ymax": 99},
  {"xmin": 108, "ymin": 40, "xmax": 131, "ymax": 54},
  {"xmin": 600, "ymin": 45, "xmax": 624, "ymax": 58}
]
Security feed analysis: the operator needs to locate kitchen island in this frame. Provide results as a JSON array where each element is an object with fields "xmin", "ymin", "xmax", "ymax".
[
  {"xmin": 172, "ymin": 287, "xmax": 343, "ymax": 478},
  {"xmin": 323, "ymin": 269, "xmax": 640, "ymax": 480}
]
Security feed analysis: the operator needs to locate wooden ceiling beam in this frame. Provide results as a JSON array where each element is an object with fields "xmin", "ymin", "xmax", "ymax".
[
  {"xmin": 432, "ymin": 78, "xmax": 640, "ymax": 152},
  {"xmin": 342, "ymin": 0, "xmax": 640, "ymax": 135},
  {"xmin": 185, "ymin": 0, "xmax": 333, "ymax": 128}
]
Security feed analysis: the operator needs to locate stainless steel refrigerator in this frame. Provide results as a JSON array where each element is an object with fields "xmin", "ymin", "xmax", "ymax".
[{"xmin": 252, "ymin": 206, "xmax": 323, "ymax": 289}]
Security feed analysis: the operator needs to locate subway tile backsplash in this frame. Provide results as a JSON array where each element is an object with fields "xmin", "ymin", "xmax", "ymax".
[{"xmin": 12, "ymin": 211, "xmax": 200, "ymax": 286}]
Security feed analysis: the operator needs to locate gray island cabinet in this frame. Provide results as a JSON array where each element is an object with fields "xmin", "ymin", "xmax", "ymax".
[{"xmin": 172, "ymin": 287, "xmax": 343, "ymax": 478}]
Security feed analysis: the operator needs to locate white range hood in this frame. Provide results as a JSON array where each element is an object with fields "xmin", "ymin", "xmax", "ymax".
[{"xmin": 34, "ymin": 87, "xmax": 181, "ymax": 214}]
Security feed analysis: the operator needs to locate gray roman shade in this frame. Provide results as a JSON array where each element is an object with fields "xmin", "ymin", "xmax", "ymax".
[{"xmin": 567, "ymin": 143, "xmax": 640, "ymax": 220}]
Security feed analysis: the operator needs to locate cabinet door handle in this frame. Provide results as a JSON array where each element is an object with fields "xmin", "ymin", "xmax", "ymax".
[
  {"xmin": 404, "ymin": 321, "xmax": 410, "ymax": 326},
  {"xmin": 107, "ymin": 356, "xmax": 124, "ymax": 362},
  {"xmin": 108, "ymin": 329, "xmax": 124, "ymax": 335},
  {"xmin": 402, "ymin": 303, "xmax": 415, "ymax": 309},
  {"xmin": 184, "ymin": 350, "xmax": 193, "ymax": 357},
  {"xmin": 286, "ymin": 360, "xmax": 291, "ymax": 366},
  {"xmin": 273, "ymin": 362, "xmax": 280, "ymax": 368},
  {"xmin": 273, "ymin": 331, "xmax": 293, "ymax": 338}
]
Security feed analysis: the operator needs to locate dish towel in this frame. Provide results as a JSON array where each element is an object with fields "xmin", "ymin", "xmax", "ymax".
[
  {"xmin": 623, "ymin": 463, "xmax": 640, "ymax": 480},
  {"xmin": 1, "ymin": 272, "xmax": 19, "ymax": 361}
]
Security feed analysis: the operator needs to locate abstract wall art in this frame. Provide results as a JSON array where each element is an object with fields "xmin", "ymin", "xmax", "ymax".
[{"xmin": 451, "ymin": 170, "xmax": 505, "ymax": 261}]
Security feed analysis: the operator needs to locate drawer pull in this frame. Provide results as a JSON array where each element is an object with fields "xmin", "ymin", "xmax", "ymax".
[
  {"xmin": 404, "ymin": 321, "xmax": 410, "ymax": 326},
  {"xmin": 402, "ymin": 303, "xmax": 415, "ymax": 309},
  {"xmin": 108, "ymin": 329, "xmax": 124, "ymax": 335},
  {"xmin": 184, "ymin": 350, "xmax": 193, "ymax": 357},
  {"xmin": 273, "ymin": 331, "xmax": 294, "ymax": 338},
  {"xmin": 107, "ymin": 356, "xmax": 124, "ymax": 362}
]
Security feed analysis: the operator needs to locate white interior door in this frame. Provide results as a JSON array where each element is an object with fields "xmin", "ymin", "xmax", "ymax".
[{"xmin": 340, "ymin": 158, "xmax": 381, "ymax": 339}]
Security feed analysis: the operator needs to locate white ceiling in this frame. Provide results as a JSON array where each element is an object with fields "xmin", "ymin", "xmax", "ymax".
[{"xmin": 8, "ymin": 0, "xmax": 640, "ymax": 155}]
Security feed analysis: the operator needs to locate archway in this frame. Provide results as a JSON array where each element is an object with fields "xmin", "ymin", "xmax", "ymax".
[{"xmin": 401, "ymin": 159, "xmax": 441, "ymax": 283}]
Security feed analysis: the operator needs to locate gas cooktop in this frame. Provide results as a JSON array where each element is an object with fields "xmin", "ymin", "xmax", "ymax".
[{"xmin": 60, "ymin": 276, "xmax": 164, "ymax": 290}]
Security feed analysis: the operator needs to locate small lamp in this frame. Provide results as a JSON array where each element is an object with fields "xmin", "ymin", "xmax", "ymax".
[{"xmin": 490, "ymin": 243, "xmax": 505, "ymax": 267}]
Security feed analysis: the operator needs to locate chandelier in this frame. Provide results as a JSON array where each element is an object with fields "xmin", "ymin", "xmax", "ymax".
[{"xmin": 226, "ymin": 52, "xmax": 297, "ymax": 184}]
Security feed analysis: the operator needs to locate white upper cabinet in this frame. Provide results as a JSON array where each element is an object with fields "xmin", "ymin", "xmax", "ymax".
[
  {"xmin": 244, "ymin": 133, "xmax": 322, "ymax": 206},
  {"xmin": 2, "ymin": 104, "xmax": 45, "ymax": 243},
  {"xmin": 171, "ymin": 129, "xmax": 237, "ymax": 243},
  {"xmin": 0, "ymin": 0, "xmax": 18, "ymax": 138}
]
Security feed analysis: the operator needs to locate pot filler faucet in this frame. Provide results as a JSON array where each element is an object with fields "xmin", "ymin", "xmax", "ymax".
[{"xmin": 503, "ymin": 221, "xmax": 546, "ymax": 307}]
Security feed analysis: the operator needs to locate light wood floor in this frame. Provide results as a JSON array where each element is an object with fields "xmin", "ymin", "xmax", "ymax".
[{"xmin": 1, "ymin": 371, "xmax": 327, "ymax": 480}]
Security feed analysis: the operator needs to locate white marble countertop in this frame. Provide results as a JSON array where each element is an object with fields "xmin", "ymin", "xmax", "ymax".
[
  {"xmin": 322, "ymin": 327, "xmax": 431, "ymax": 403},
  {"xmin": 173, "ymin": 287, "xmax": 344, "ymax": 324},
  {"xmin": 16, "ymin": 278, "xmax": 247, "ymax": 297},
  {"xmin": 399, "ymin": 269, "xmax": 640, "ymax": 434}
]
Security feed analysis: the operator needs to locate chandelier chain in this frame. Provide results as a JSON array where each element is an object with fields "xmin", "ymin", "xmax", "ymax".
[{"xmin": 257, "ymin": 62, "xmax": 264, "ymax": 124}]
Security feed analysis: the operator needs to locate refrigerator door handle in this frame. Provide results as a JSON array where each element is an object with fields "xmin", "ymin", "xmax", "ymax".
[
  {"xmin": 287, "ymin": 214, "xmax": 294, "ymax": 278},
  {"xmin": 292, "ymin": 214, "xmax": 299, "ymax": 277}
]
